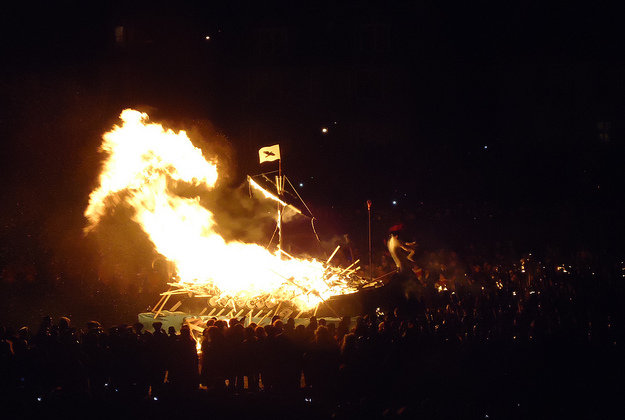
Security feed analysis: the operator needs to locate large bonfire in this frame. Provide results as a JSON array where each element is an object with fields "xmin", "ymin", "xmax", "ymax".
[{"xmin": 85, "ymin": 109, "xmax": 358, "ymax": 312}]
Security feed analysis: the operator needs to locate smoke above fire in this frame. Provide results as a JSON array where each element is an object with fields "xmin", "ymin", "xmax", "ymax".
[{"xmin": 84, "ymin": 109, "xmax": 355, "ymax": 310}]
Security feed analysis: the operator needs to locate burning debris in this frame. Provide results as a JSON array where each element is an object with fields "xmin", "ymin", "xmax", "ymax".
[{"xmin": 85, "ymin": 109, "xmax": 360, "ymax": 314}]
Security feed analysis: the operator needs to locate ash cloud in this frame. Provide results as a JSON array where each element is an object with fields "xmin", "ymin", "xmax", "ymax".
[
  {"xmin": 198, "ymin": 183, "xmax": 281, "ymax": 245},
  {"xmin": 157, "ymin": 115, "xmax": 288, "ymax": 245}
]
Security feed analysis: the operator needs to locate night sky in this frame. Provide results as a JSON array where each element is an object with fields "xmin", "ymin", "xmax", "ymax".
[{"xmin": 2, "ymin": 0, "xmax": 625, "ymax": 293}]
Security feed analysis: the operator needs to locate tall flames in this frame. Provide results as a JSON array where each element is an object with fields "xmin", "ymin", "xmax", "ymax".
[{"xmin": 85, "ymin": 109, "xmax": 356, "ymax": 311}]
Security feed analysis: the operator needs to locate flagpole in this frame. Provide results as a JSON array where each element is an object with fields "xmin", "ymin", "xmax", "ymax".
[
  {"xmin": 277, "ymin": 156, "xmax": 283, "ymax": 252},
  {"xmin": 367, "ymin": 200, "xmax": 372, "ymax": 284},
  {"xmin": 258, "ymin": 144, "xmax": 282, "ymax": 252}
]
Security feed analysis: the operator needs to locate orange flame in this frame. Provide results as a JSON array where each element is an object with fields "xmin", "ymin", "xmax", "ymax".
[{"xmin": 85, "ymin": 109, "xmax": 355, "ymax": 311}]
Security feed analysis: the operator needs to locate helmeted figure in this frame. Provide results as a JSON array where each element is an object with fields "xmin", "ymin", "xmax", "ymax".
[{"xmin": 387, "ymin": 227, "xmax": 416, "ymax": 274}]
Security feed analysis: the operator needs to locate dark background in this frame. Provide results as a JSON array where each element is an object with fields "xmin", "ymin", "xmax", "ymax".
[{"xmin": 1, "ymin": 1, "xmax": 625, "ymax": 325}]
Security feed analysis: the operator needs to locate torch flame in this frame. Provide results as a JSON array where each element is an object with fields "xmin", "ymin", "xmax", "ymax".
[{"xmin": 85, "ymin": 109, "xmax": 355, "ymax": 311}]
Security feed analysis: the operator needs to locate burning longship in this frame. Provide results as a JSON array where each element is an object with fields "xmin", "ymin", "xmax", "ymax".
[{"xmin": 85, "ymin": 109, "xmax": 369, "ymax": 326}]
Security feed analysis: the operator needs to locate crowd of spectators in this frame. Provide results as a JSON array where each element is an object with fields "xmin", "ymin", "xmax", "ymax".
[{"xmin": 1, "ymin": 253, "xmax": 625, "ymax": 419}]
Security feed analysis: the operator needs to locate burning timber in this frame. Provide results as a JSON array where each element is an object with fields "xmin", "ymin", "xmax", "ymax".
[
  {"xmin": 141, "ymin": 243, "xmax": 383, "ymax": 331},
  {"xmin": 82, "ymin": 109, "xmax": 390, "ymax": 332},
  {"xmin": 139, "ymin": 253, "xmax": 396, "ymax": 337}
]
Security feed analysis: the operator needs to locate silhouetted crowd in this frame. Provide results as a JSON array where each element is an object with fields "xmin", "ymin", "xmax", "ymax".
[{"xmin": 2, "ymin": 255, "xmax": 625, "ymax": 419}]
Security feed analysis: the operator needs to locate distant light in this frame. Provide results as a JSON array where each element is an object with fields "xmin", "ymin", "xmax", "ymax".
[
  {"xmin": 205, "ymin": 35, "xmax": 211, "ymax": 40},
  {"xmin": 321, "ymin": 127, "xmax": 328, "ymax": 134},
  {"xmin": 299, "ymin": 183, "xmax": 304, "ymax": 187},
  {"xmin": 483, "ymin": 145, "xmax": 488, "ymax": 150},
  {"xmin": 392, "ymin": 200, "xmax": 397, "ymax": 205},
  {"xmin": 37, "ymin": 397, "xmax": 42, "ymax": 402}
]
